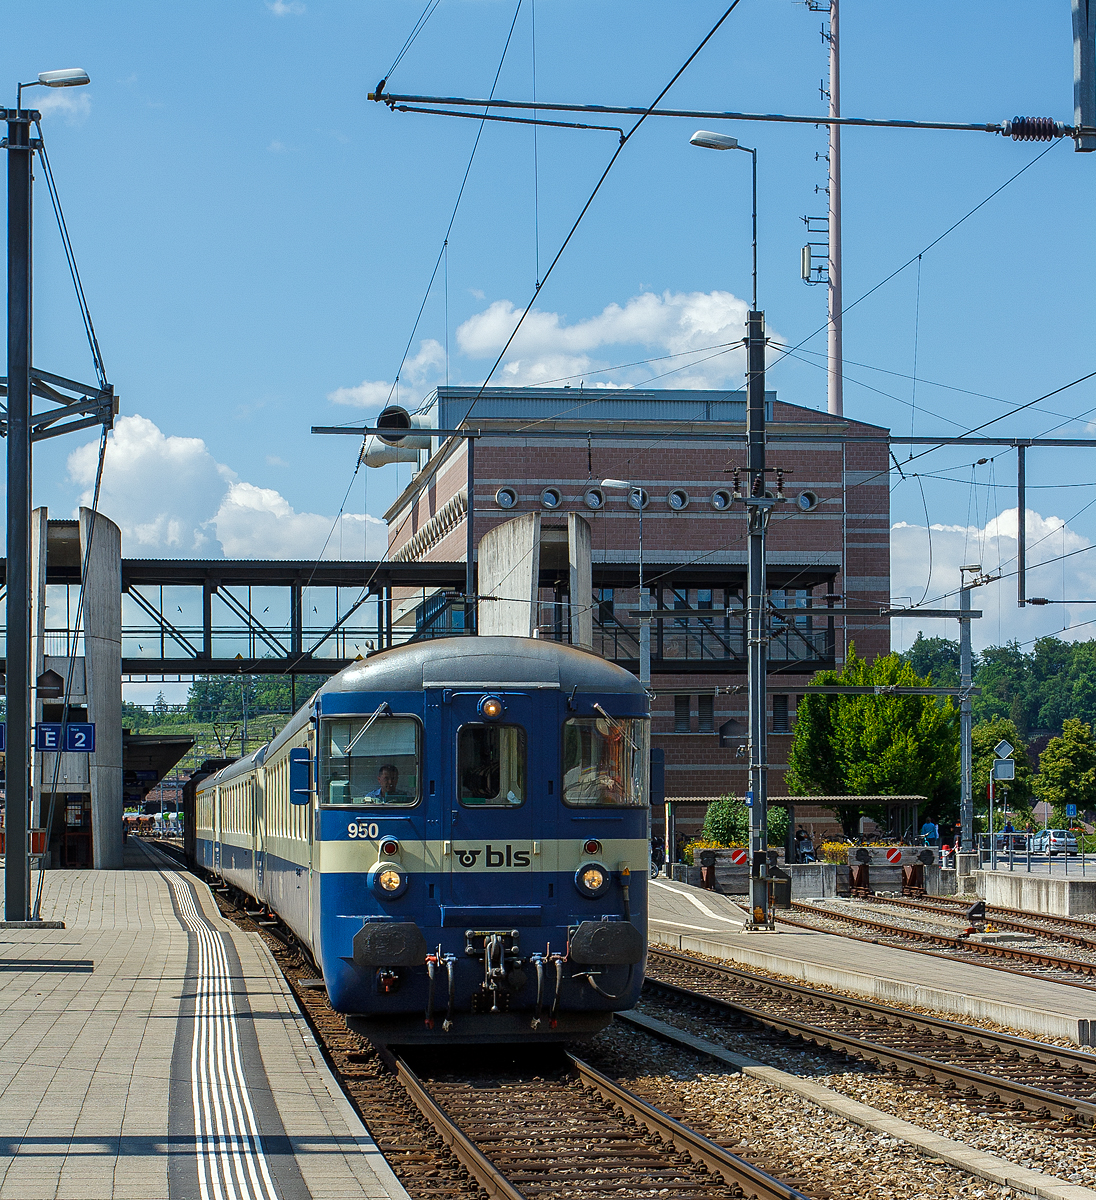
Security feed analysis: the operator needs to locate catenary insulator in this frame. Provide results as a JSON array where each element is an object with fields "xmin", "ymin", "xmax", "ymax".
[{"xmin": 1002, "ymin": 117, "xmax": 1065, "ymax": 141}]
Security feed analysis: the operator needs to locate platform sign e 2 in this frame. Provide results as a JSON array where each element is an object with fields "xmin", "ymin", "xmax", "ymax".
[{"xmin": 34, "ymin": 722, "xmax": 95, "ymax": 752}]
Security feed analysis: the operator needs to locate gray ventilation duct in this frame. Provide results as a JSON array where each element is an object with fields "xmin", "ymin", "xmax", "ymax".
[{"xmin": 362, "ymin": 405, "xmax": 435, "ymax": 468}]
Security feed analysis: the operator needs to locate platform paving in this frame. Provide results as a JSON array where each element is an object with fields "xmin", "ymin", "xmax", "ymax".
[
  {"xmin": 649, "ymin": 877, "xmax": 1096, "ymax": 1044},
  {"xmin": 0, "ymin": 839, "xmax": 408, "ymax": 1200}
]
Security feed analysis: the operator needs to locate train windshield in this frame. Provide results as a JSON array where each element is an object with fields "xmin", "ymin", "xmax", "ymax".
[
  {"xmin": 458, "ymin": 724, "xmax": 526, "ymax": 806},
  {"xmin": 320, "ymin": 716, "xmax": 420, "ymax": 806},
  {"xmin": 562, "ymin": 716, "xmax": 650, "ymax": 807}
]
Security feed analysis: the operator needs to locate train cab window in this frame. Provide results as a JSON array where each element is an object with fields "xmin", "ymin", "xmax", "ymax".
[
  {"xmin": 320, "ymin": 716, "xmax": 421, "ymax": 806},
  {"xmin": 458, "ymin": 724, "xmax": 525, "ymax": 806},
  {"xmin": 562, "ymin": 716, "xmax": 650, "ymax": 807}
]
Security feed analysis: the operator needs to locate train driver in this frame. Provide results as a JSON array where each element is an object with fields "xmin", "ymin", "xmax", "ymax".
[{"xmin": 368, "ymin": 764, "xmax": 405, "ymax": 802}]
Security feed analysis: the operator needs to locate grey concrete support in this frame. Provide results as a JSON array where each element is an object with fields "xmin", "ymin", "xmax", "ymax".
[
  {"xmin": 567, "ymin": 512, "xmax": 593, "ymax": 651},
  {"xmin": 80, "ymin": 507, "xmax": 122, "ymax": 869},
  {"xmin": 477, "ymin": 512, "xmax": 541, "ymax": 637}
]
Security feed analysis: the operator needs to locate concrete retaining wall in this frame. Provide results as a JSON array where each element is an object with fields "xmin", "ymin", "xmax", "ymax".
[
  {"xmin": 786, "ymin": 863, "xmax": 837, "ymax": 898},
  {"xmin": 979, "ymin": 870, "xmax": 1096, "ymax": 916}
]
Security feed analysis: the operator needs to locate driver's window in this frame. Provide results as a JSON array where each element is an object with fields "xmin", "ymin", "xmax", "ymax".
[{"xmin": 458, "ymin": 724, "xmax": 526, "ymax": 806}]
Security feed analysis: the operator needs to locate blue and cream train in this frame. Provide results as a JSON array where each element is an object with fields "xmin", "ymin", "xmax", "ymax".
[{"xmin": 186, "ymin": 636, "xmax": 650, "ymax": 1044}]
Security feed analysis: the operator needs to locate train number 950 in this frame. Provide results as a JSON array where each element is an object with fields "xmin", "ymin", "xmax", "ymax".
[{"xmin": 347, "ymin": 821, "xmax": 380, "ymax": 839}]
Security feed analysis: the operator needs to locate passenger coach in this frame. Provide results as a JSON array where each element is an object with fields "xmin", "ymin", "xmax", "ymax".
[{"xmin": 191, "ymin": 636, "xmax": 650, "ymax": 1043}]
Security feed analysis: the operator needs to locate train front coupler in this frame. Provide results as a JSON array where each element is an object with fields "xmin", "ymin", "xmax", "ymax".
[{"xmin": 464, "ymin": 928, "xmax": 524, "ymax": 1014}]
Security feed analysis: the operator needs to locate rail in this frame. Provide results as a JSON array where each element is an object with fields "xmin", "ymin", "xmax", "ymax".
[{"xmin": 647, "ymin": 947, "xmax": 1096, "ymax": 1122}]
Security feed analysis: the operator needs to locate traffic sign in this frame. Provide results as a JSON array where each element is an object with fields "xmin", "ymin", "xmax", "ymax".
[
  {"xmin": 1067, "ymin": 803, "xmax": 1078, "ymax": 818},
  {"xmin": 730, "ymin": 848, "xmax": 748, "ymax": 865},
  {"xmin": 992, "ymin": 758, "xmax": 1016, "ymax": 780},
  {"xmin": 885, "ymin": 847, "xmax": 902, "ymax": 864},
  {"xmin": 994, "ymin": 739, "xmax": 1015, "ymax": 759},
  {"xmin": 744, "ymin": 789, "xmax": 754, "ymax": 808},
  {"xmin": 35, "ymin": 722, "xmax": 95, "ymax": 752}
]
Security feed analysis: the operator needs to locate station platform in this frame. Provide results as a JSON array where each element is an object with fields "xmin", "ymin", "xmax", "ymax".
[
  {"xmin": 0, "ymin": 840, "xmax": 408, "ymax": 1200},
  {"xmin": 649, "ymin": 877, "xmax": 1096, "ymax": 1045}
]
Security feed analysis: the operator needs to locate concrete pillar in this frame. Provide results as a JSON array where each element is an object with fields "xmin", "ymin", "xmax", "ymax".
[
  {"xmin": 80, "ymin": 507, "xmax": 122, "ymax": 869},
  {"xmin": 477, "ymin": 512, "xmax": 541, "ymax": 637},
  {"xmin": 29, "ymin": 507, "xmax": 47, "ymax": 830},
  {"xmin": 567, "ymin": 512, "xmax": 593, "ymax": 651}
]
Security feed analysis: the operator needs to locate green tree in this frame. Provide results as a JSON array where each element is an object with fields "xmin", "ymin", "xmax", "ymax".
[
  {"xmin": 1034, "ymin": 717, "xmax": 1096, "ymax": 823},
  {"xmin": 701, "ymin": 795, "xmax": 788, "ymax": 848},
  {"xmin": 787, "ymin": 645, "xmax": 959, "ymax": 822},
  {"xmin": 971, "ymin": 717, "xmax": 1033, "ymax": 829},
  {"xmin": 901, "ymin": 633, "xmax": 962, "ymax": 687}
]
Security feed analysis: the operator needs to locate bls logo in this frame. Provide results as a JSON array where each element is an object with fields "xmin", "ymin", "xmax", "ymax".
[{"xmin": 454, "ymin": 844, "xmax": 531, "ymax": 869}]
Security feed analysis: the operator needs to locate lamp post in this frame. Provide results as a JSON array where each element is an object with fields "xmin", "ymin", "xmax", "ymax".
[
  {"xmin": 5, "ymin": 67, "xmax": 89, "ymax": 922},
  {"xmin": 690, "ymin": 131, "xmax": 772, "ymax": 929}
]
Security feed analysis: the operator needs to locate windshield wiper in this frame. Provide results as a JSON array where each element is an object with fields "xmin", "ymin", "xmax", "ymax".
[{"xmin": 345, "ymin": 701, "xmax": 391, "ymax": 755}]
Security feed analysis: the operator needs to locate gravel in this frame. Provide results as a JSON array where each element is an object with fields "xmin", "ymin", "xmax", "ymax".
[
  {"xmin": 588, "ymin": 1021, "xmax": 1018, "ymax": 1199},
  {"xmin": 634, "ymin": 992, "xmax": 1096, "ymax": 1193}
]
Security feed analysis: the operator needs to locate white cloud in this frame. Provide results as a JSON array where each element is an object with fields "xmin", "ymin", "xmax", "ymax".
[
  {"xmin": 35, "ymin": 89, "xmax": 91, "ymax": 125},
  {"xmin": 67, "ymin": 414, "xmax": 386, "ymax": 559},
  {"xmin": 268, "ymin": 139, "xmax": 289, "ymax": 153},
  {"xmin": 266, "ymin": 0, "xmax": 305, "ymax": 14},
  {"xmin": 328, "ymin": 338, "xmax": 444, "ymax": 409},
  {"xmin": 455, "ymin": 290, "xmax": 754, "ymax": 388},
  {"xmin": 890, "ymin": 506, "xmax": 1096, "ymax": 651}
]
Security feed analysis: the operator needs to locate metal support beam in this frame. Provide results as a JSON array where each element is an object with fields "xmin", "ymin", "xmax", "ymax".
[
  {"xmin": 5, "ymin": 109, "xmax": 33, "ymax": 921},
  {"xmin": 1017, "ymin": 443, "xmax": 1027, "ymax": 607},
  {"xmin": 1075, "ymin": 0, "xmax": 1096, "ymax": 149},
  {"xmin": 960, "ymin": 583, "xmax": 974, "ymax": 849},
  {"xmin": 202, "ymin": 580, "xmax": 214, "ymax": 660},
  {"xmin": 291, "ymin": 580, "xmax": 303, "ymax": 655},
  {"xmin": 745, "ymin": 309, "xmax": 770, "ymax": 930}
]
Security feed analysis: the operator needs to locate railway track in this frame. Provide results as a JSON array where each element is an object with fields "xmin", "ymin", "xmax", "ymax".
[
  {"xmin": 201, "ymin": 881, "xmax": 809, "ymax": 1200},
  {"xmin": 868, "ymin": 891, "xmax": 1096, "ymax": 948},
  {"xmin": 401, "ymin": 1050, "xmax": 811, "ymax": 1200},
  {"xmin": 783, "ymin": 899, "xmax": 1096, "ymax": 986},
  {"xmin": 646, "ymin": 946, "xmax": 1096, "ymax": 1124}
]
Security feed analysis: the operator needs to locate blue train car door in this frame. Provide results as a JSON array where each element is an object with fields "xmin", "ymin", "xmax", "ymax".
[{"xmin": 441, "ymin": 690, "xmax": 548, "ymax": 927}]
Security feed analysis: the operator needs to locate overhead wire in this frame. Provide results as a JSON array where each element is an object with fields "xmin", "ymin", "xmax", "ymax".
[{"xmin": 460, "ymin": 0, "xmax": 747, "ymax": 423}]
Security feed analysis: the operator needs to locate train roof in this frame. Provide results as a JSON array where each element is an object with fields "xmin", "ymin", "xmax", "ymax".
[
  {"xmin": 323, "ymin": 635, "xmax": 646, "ymax": 696},
  {"xmin": 256, "ymin": 636, "xmax": 645, "ymax": 761},
  {"xmin": 195, "ymin": 639, "xmax": 646, "ymax": 784}
]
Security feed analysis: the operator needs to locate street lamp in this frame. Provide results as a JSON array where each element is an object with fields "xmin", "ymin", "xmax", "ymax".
[
  {"xmin": 17, "ymin": 69, "xmax": 90, "ymax": 110},
  {"xmin": 689, "ymin": 130, "xmax": 757, "ymax": 310},
  {"xmin": 689, "ymin": 129, "xmax": 770, "ymax": 929},
  {"xmin": 5, "ymin": 67, "xmax": 91, "ymax": 921}
]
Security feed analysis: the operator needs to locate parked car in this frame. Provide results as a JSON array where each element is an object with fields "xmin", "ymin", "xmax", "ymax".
[
  {"xmin": 1029, "ymin": 828, "xmax": 1079, "ymax": 855},
  {"xmin": 993, "ymin": 832, "xmax": 1029, "ymax": 851}
]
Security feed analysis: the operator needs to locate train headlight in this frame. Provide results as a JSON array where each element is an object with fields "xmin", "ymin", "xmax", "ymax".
[
  {"xmin": 369, "ymin": 862, "xmax": 409, "ymax": 899},
  {"xmin": 479, "ymin": 695, "xmax": 504, "ymax": 720},
  {"xmin": 575, "ymin": 861, "xmax": 611, "ymax": 899}
]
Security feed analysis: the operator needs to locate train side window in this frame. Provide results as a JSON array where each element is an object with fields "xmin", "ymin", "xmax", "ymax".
[
  {"xmin": 562, "ymin": 716, "xmax": 650, "ymax": 807},
  {"xmin": 458, "ymin": 724, "xmax": 525, "ymax": 806},
  {"xmin": 320, "ymin": 716, "xmax": 421, "ymax": 806}
]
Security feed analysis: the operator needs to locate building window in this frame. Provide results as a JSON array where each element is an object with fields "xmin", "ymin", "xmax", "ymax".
[
  {"xmin": 674, "ymin": 695, "xmax": 691, "ymax": 733},
  {"xmin": 772, "ymin": 695, "xmax": 789, "ymax": 733},
  {"xmin": 698, "ymin": 694, "xmax": 714, "ymax": 733},
  {"xmin": 596, "ymin": 588, "xmax": 614, "ymax": 624}
]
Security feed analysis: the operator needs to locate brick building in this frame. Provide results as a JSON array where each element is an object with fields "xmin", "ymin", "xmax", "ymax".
[{"xmin": 378, "ymin": 386, "xmax": 890, "ymax": 846}]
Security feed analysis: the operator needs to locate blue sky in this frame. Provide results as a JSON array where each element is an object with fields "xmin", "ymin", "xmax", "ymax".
[{"xmin": 8, "ymin": 0, "xmax": 1096, "ymax": 657}]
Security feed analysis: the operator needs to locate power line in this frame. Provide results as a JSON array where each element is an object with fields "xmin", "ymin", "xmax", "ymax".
[{"xmin": 460, "ymin": 0, "xmax": 747, "ymax": 424}]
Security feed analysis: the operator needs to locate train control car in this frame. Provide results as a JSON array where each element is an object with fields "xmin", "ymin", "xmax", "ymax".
[{"xmin": 190, "ymin": 635, "xmax": 650, "ymax": 1044}]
